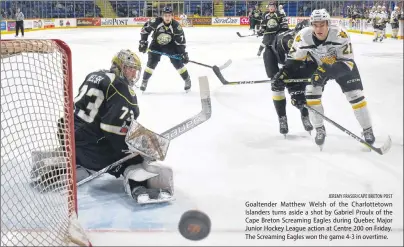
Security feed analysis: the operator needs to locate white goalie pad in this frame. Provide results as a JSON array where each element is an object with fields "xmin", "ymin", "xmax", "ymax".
[{"xmin": 125, "ymin": 121, "xmax": 170, "ymax": 161}]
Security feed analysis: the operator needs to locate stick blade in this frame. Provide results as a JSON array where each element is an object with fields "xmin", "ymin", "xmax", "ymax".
[
  {"xmin": 378, "ymin": 135, "xmax": 392, "ymax": 155},
  {"xmin": 218, "ymin": 59, "xmax": 232, "ymax": 70}
]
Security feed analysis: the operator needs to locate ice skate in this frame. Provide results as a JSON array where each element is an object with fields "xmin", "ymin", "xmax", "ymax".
[
  {"xmin": 362, "ymin": 127, "xmax": 375, "ymax": 145},
  {"xmin": 315, "ymin": 126, "xmax": 326, "ymax": 151},
  {"xmin": 184, "ymin": 78, "xmax": 191, "ymax": 93},
  {"xmin": 301, "ymin": 115, "xmax": 313, "ymax": 134},
  {"xmin": 278, "ymin": 116, "xmax": 288, "ymax": 137},
  {"xmin": 140, "ymin": 80, "xmax": 148, "ymax": 93}
]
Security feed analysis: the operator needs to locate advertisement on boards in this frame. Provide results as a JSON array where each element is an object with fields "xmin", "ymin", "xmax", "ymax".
[
  {"xmin": 77, "ymin": 18, "xmax": 101, "ymax": 26},
  {"xmin": 101, "ymin": 18, "xmax": 129, "ymax": 26},
  {"xmin": 240, "ymin": 16, "xmax": 250, "ymax": 25},
  {"xmin": 7, "ymin": 21, "xmax": 15, "ymax": 31},
  {"xmin": 132, "ymin": 17, "xmax": 150, "ymax": 25},
  {"xmin": 33, "ymin": 19, "xmax": 43, "ymax": 29},
  {"xmin": 1, "ymin": 21, "xmax": 7, "ymax": 31},
  {"xmin": 190, "ymin": 17, "xmax": 212, "ymax": 25},
  {"xmin": 212, "ymin": 17, "xmax": 240, "ymax": 25}
]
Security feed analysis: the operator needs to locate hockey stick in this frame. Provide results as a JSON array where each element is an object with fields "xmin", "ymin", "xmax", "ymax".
[
  {"xmin": 77, "ymin": 76, "xmax": 212, "ymax": 186},
  {"xmin": 236, "ymin": 32, "xmax": 258, "ymax": 38},
  {"xmin": 147, "ymin": 49, "xmax": 232, "ymax": 70},
  {"xmin": 306, "ymin": 105, "xmax": 392, "ymax": 155},
  {"xmin": 213, "ymin": 65, "xmax": 311, "ymax": 85}
]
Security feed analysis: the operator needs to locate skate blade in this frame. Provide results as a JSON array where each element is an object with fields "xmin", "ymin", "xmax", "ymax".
[{"xmin": 185, "ymin": 89, "xmax": 190, "ymax": 93}]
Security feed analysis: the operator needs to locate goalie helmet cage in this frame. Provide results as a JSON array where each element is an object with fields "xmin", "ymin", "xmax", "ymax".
[{"xmin": 1, "ymin": 39, "xmax": 91, "ymax": 246}]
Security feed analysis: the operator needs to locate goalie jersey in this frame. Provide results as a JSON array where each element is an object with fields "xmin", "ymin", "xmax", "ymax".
[
  {"xmin": 287, "ymin": 25, "xmax": 355, "ymax": 79},
  {"xmin": 73, "ymin": 70, "xmax": 140, "ymax": 171}
]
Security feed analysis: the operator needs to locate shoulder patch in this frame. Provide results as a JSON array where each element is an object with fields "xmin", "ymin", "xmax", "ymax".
[
  {"xmin": 338, "ymin": 30, "xmax": 348, "ymax": 38},
  {"xmin": 177, "ymin": 25, "xmax": 182, "ymax": 31},
  {"xmin": 150, "ymin": 18, "xmax": 156, "ymax": 23},
  {"xmin": 128, "ymin": 86, "xmax": 136, "ymax": 96},
  {"xmin": 295, "ymin": 34, "xmax": 302, "ymax": 42}
]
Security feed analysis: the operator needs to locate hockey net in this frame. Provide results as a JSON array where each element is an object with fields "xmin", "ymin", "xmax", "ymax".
[{"xmin": 1, "ymin": 40, "xmax": 91, "ymax": 246}]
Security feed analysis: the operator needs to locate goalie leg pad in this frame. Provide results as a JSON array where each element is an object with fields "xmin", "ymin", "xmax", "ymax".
[{"xmin": 143, "ymin": 161, "xmax": 174, "ymax": 194}]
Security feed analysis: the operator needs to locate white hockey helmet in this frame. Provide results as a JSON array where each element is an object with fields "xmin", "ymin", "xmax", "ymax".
[
  {"xmin": 371, "ymin": 6, "xmax": 376, "ymax": 11},
  {"xmin": 377, "ymin": 5, "xmax": 382, "ymax": 10},
  {"xmin": 310, "ymin": 9, "xmax": 331, "ymax": 25},
  {"xmin": 394, "ymin": 6, "xmax": 399, "ymax": 11},
  {"xmin": 382, "ymin": 6, "xmax": 386, "ymax": 11},
  {"xmin": 279, "ymin": 5, "xmax": 283, "ymax": 10}
]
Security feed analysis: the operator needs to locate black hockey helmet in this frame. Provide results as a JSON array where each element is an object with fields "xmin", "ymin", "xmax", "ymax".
[
  {"xmin": 295, "ymin": 19, "xmax": 310, "ymax": 33},
  {"xmin": 162, "ymin": 6, "xmax": 173, "ymax": 14}
]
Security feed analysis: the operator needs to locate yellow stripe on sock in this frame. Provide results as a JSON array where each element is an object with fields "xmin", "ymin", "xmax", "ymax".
[
  {"xmin": 272, "ymin": 96, "xmax": 286, "ymax": 100},
  {"xmin": 177, "ymin": 67, "xmax": 187, "ymax": 74},
  {"xmin": 145, "ymin": 67, "xmax": 154, "ymax": 74},
  {"xmin": 352, "ymin": 101, "xmax": 367, "ymax": 109},
  {"xmin": 307, "ymin": 99, "xmax": 321, "ymax": 106}
]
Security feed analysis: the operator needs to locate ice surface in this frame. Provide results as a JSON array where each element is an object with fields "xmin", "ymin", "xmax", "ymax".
[{"xmin": 1, "ymin": 27, "xmax": 403, "ymax": 246}]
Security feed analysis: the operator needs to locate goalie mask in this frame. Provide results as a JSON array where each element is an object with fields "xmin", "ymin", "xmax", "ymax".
[{"xmin": 111, "ymin": 49, "xmax": 142, "ymax": 87}]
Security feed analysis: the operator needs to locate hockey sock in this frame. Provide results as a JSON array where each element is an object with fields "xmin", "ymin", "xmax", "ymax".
[
  {"xmin": 347, "ymin": 95, "xmax": 372, "ymax": 130},
  {"xmin": 306, "ymin": 85, "xmax": 324, "ymax": 128},
  {"xmin": 177, "ymin": 66, "xmax": 190, "ymax": 81},
  {"xmin": 300, "ymin": 107, "xmax": 309, "ymax": 117},
  {"xmin": 272, "ymin": 90, "xmax": 286, "ymax": 117},
  {"xmin": 143, "ymin": 66, "xmax": 154, "ymax": 81}
]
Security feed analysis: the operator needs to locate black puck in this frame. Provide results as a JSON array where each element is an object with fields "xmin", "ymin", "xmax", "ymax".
[{"xmin": 178, "ymin": 210, "xmax": 211, "ymax": 241}]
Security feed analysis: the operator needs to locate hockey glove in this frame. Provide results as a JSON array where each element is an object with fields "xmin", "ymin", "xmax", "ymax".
[
  {"xmin": 181, "ymin": 52, "xmax": 189, "ymax": 64},
  {"xmin": 257, "ymin": 29, "xmax": 264, "ymax": 37},
  {"xmin": 311, "ymin": 65, "xmax": 330, "ymax": 87},
  {"xmin": 139, "ymin": 40, "xmax": 148, "ymax": 53},
  {"xmin": 290, "ymin": 89, "xmax": 306, "ymax": 110},
  {"xmin": 272, "ymin": 68, "xmax": 288, "ymax": 91}
]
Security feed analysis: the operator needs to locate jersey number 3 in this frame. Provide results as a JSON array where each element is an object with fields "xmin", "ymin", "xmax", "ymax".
[{"xmin": 74, "ymin": 85, "xmax": 104, "ymax": 123}]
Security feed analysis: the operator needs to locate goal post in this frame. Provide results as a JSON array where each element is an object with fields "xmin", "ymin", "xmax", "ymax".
[{"xmin": 1, "ymin": 39, "xmax": 91, "ymax": 246}]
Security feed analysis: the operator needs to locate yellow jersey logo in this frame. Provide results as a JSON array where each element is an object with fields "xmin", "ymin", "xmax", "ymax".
[
  {"xmin": 338, "ymin": 30, "xmax": 348, "ymax": 38},
  {"xmin": 295, "ymin": 34, "xmax": 302, "ymax": 42}
]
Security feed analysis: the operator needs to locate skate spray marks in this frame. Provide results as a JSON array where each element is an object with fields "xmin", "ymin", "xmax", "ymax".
[{"xmin": 77, "ymin": 174, "xmax": 197, "ymax": 231}]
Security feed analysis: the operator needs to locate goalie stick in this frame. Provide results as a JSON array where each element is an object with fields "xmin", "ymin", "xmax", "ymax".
[
  {"xmin": 306, "ymin": 105, "xmax": 392, "ymax": 155},
  {"xmin": 213, "ymin": 65, "xmax": 311, "ymax": 85},
  {"xmin": 77, "ymin": 76, "xmax": 212, "ymax": 186},
  {"xmin": 147, "ymin": 49, "xmax": 232, "ymax": 70}
]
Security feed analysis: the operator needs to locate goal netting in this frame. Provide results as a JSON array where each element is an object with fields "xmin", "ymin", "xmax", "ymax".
[{"xmin": 1, "ymin": 40, "xmax": 91, "ymax": 246}]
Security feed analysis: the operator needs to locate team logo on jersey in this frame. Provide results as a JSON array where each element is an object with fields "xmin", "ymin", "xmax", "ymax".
[
  {"xmin": 177, "ymin": 25, "xmax": 182, "ymax": 31},
  {"xmin": 150, "ymin": 18, "xmax": 156, "ymax": 23},
  {"xmin": 295, "ymin": 34, "xmax": 302, "ymax": 42},
  {"xmin": 338, "ymin": 30, "xmax": 348, "ymax": 38},
  {"xmin": 267, "ymin": 19, "xmax": 278, "ymax": 28},
  {"xmin": 157, "ymin": 33, "xmax": 172, "ymax": 45},
  {"xmin": 128, "ymin": 86, "xmax": 136, "ymax": 96}
]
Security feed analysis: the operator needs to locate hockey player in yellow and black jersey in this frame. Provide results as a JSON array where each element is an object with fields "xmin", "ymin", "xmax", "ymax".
[
  {"xmin": 256, "ymin": 1, "xmax": 288, "ymax": 56},
  {"xmin": 273, "ymin": 9, "xmax": 376, "ymax": 149},
  {"xmin": 249, "ymin": 5, "xmax": 262, "ymax": 34},
  {"xmin": 73, "ymin": 49, "xmax": 174, "ymax": 203},
  {"xmin": 73, "ymin": 49, "xmax": 142, "ymax": 173},
  {"xmin": 139, "ymin": 6, "xmax": 191, "ymax": 92},
  {"xmin": 267, "ymin": 19, "xmax": 313, "ymax": 135}
]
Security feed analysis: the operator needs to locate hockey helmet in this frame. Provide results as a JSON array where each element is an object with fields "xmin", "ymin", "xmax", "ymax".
[
  {"xmin": 295, "ymin": 19, "xmax": 310, "ymax": 33},
  {"xmin": 310, "ymin": 9, "xmax": 331, "ymax": 25},
  {"xmin": 162, "ymin": 6, "xmax": 173, "ymax": 14},
  {"xmin": 111, "ymin": 49, "xmax": 142, "ymax": 86}
]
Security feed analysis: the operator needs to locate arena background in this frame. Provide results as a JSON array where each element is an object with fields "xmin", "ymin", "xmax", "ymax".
[{"xmin": 1, "ymin": 0, "xmax": 403, "ymax": 38}]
